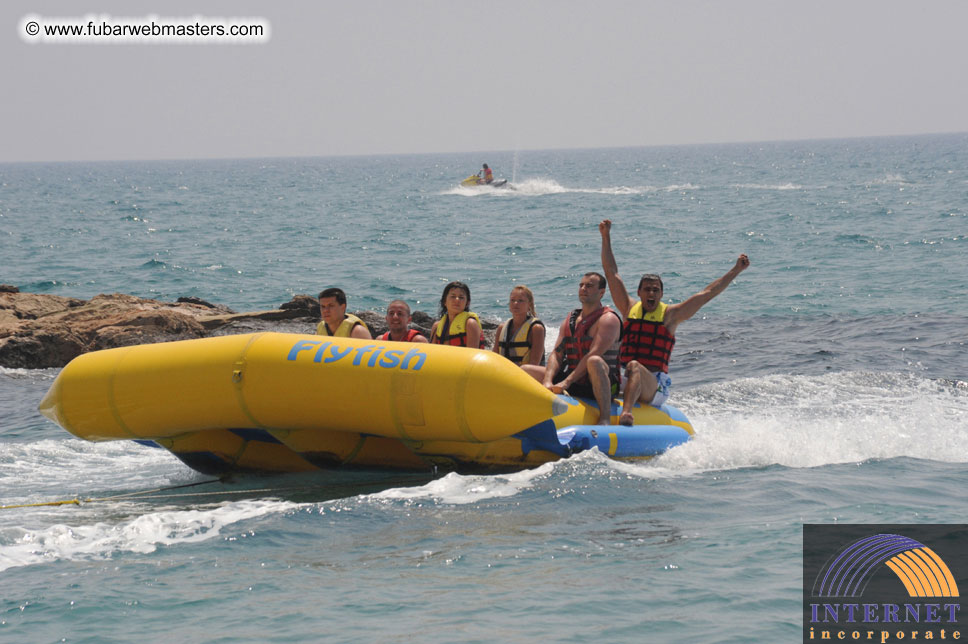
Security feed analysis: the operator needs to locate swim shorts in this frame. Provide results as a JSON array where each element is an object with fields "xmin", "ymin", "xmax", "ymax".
[{"xmin": 621, "ymin": 369, "xmax": 672, "ymax": 407}]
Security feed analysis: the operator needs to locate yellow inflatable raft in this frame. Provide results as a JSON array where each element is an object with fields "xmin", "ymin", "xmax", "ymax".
[{"xmin": 39, "ymin": 333, "xmax": 693, "ymax": 474}]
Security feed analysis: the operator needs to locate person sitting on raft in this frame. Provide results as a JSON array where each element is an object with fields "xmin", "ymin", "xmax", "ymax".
[
  {"xmin": 377, "ymin": 300, "xmax": 429, "ymax": 343},
  {"xmin": 430, "ymin": 281, "xmax": 485, "ymax": 349},
  {"xmin": 599, "ymin": 219, "xmax": 750, "ymax": 425},
  {"xmin": 524, "ymin": 272, "xmax": 621, "ymax": 425},
  {"xmin": 492, "ymin": 285, "xmax": 545, "ymax": 367},
  {"xmin": 316, "ymin": 287, "xmax": 372, "ymax": 339}
]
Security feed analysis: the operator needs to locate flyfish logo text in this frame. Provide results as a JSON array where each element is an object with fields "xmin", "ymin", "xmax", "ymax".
[
  {"xmin": 804, "ymin": 525, "xmax": 967, "ymax": 643},
  {"xmin": 286, "ymin": 339, "xmax": 427, "ymax": 371}
]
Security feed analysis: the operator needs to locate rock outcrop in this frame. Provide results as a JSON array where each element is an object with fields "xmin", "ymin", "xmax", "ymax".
[{"xmin": 0, "ymin": 289, "xmax": 496, "ymax": 369}]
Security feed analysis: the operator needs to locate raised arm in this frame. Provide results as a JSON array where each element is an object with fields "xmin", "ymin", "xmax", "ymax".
[
  {"xmin": 666, "ymin": 254, "xmax": 750, "ymax": 331},
  {"xmin": 599, "ymin": 220, "xmax": 632, "ymax": 318}
]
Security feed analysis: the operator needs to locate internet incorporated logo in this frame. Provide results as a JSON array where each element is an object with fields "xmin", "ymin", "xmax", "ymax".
[
  {"xmin": 814, "ymin": 534, "xmax": 959, "ymax": 599},
  {"xmin": 803, "ymin": 525, "xmax": 966, "ymax": 643}
]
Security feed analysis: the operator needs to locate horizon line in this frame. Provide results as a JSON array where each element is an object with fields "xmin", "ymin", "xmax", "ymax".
[{"xmin": 2, "ymin": 129, "xmax": 965, "ymax": 166}]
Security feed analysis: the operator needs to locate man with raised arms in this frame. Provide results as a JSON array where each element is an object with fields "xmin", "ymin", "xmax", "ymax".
[
  {"xmin": 522, "ymin": 272, "xmax": 622, "ymax": 426},
  {"xmin": 316, "ymin": 287, "xmax": 372, "ymax": 339},
  {"xmin": 377, "ymin": 300, "xmax": 428, "ymax": 343},
  {"xmin": 599, "ymin": 219, "xmax": 750, "ymax": 425}
]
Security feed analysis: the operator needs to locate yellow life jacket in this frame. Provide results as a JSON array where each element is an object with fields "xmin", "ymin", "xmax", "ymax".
[
  {"xmin": 497, "ymin": 316, "xmax": 544, "ymax": 365},
  {"xmin": 629, "ymin": 300, "xmax": 667, "ymax": 322},
  {"xmin": 316, "ymin": 313, "xmax": 368, "ymax": 338},
  {"xmin": 432, "ymin": 311, "xmax": 485, "ymax": 348}
]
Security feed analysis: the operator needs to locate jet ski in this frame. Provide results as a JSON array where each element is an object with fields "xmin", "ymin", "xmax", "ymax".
[{"xmin": 460, "ymin": 175, "xmax": 512, "ymax": 189}]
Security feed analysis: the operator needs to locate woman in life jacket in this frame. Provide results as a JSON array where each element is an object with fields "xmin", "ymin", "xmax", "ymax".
[
  {"xmin": 492, "ymin": 285, "xmax": 545, "ymax": 367},
  {"xmin": 430, "ymin": 281, "xmax": 485, "ymax": 349}
]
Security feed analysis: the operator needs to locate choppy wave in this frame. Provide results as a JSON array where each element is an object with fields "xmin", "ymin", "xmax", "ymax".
[
  {"xmin": 867, "ymin": 173, "xmax": 909, "ymax": 185},
  {"xmin": 732, "ymin": 183, "xmax": 805, "ymax": 190},
  {"xmin": 370, "ymin": 464, "xmax": 555, "ymax": 505},
  {"xmin": 0, "ymin": 366, "xmax": 56, "ymax": 380},
  {"xmin": 0, "ymin": 499, "xmax": 296, "ymax": 572},
  {"xmin": 0, "ymin": 439, "xmax": 192, "ymax": 502},
  {"xmin": 655, "ymin": 371, "xmax": 968, "ymax": 473}
]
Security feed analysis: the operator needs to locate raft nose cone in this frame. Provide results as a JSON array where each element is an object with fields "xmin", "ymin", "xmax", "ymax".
[
  {"xmin": 551, "ymin": 395, "xmax": 571, "ymax": 417},
  {"xmin": 38, "ymin": 375, "xmax": 64, "ymax": 427}
]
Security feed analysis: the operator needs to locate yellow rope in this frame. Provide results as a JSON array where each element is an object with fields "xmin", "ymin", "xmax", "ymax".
[
  {"xmin": 0, "ymin": 499, "xmax": 81, "ymax": 510},
  {"xmin": 0, "ymin": 478, "xmax": 224, "ymax": 510}
]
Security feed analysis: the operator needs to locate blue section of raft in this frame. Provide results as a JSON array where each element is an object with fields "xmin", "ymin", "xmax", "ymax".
[
  {"xmin": 515, "ymin": 401, "xmax": 692, "ymax": 459},
  {"xmin": 556, "ymin": 425, "xmax": 690, "ymax": 458}
]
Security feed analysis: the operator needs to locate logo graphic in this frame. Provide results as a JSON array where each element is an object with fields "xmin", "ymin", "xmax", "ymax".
[
  {"xmin": 803, "ymin": 525, "xmax": 967, "ymax": 643},
  {"xmin": 814, "ymin": 533, "xmax": 959, "ymax": 599}
]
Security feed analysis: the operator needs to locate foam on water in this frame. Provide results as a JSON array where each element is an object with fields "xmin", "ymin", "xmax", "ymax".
[
  {"xmin": 440, "ymin": 178, "xmax": 701, "ymax": 197},
  {"xmin": 440, "ymin": 178, "xmax": 569, "ymax": 196},
  {"xmin": 369, "ymin": 464, "xmax": 556, "ymax": 505},
  {"xmin": 652, "ymin": 371, "xmax": 968, "ymax": 474},
  {"xmin": 732, "ymin": 183, "xmax": 805, "ymax": 190},
  {"xmin": 0, "ymin": 366, "xmax": 55, "ymax": 379},
  {"xmin": 868, "ymin": 173, "xmax": 909, "ymax": 185},
  {"xmin": 0, "ymin": 439, "xmax": 192, "ymax": 504},
  {"xmin": 0, "ymin": 498, "xmax": 297, "ymax": 572}
]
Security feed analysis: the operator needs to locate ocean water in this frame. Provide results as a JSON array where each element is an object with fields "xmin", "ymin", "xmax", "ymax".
[{"xmin": 1, "ymin": 134, "xmax": 967, "ymax": 642}]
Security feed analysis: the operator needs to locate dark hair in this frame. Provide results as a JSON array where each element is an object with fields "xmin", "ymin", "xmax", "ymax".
[
  {"xmin": 318, "ymin": 287, "xmax": 346, "ymax": 305},
  {"xmin": 439, "ymin": 281, "xmax": 471, "ymax": 317},
  {"xmin": 637, "ymin": 274, "xmax": 664, "ymax": 291},
  {"xmin": 482, "ymin": 163, "xmax": 489, "ymax": 169},
  {"xmin": 387, "ymin": 299, "xmax": 411, "ymax": 315},
  {"xmin": 583, "ymin": 272, "xmax": 607, "ymax": 290}
]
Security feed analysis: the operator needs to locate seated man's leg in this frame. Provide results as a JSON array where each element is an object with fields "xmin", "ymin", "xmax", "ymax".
[
  {"xmin": 619, "ymin": 361, "xmax": 658, "ymax": 426},
  {"xmin": 585, "ymin": 355, "xmax": 613, "ymax": 425}
]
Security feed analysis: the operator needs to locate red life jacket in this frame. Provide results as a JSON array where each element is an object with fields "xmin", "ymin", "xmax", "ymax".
[
  {"xmin": 559, "ymin": 306, "xmax": 621, "ymax": 386},
  {"xmin": 377, "ymin": 329, "xmax": 423, "ymax": 342},
  {"xmin": 431, "ymin": 311, "xmax": 486, "ymax": 348},
  {"xmin": 620, "ymin": 301, "xmax": 675, "ymax": 373}
]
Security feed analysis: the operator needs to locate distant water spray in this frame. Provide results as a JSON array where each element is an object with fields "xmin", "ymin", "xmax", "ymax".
[
  {"xmin": 511, "ymin": 149, "xmax": 520, "ymax": 184},
  {"xmin": 439, "ymin": 179, "xmax": 669, "ymax": 197}
]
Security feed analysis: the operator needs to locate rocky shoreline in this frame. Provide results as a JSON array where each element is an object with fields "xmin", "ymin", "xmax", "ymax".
[{"xmin": 0, "ymin": 285, "xmax": 496, "ymax": 369}]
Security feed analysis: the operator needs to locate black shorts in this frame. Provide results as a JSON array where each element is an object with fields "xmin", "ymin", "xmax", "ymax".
[{"xmin": 554, "ymin": 368, "xmax": 618, "ymax": 399}]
